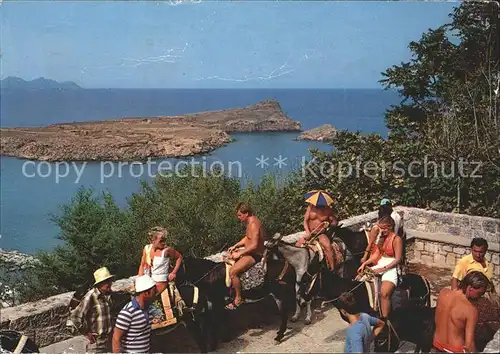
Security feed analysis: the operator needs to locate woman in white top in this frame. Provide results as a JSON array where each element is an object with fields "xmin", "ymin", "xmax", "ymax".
[{"xmin": 138, "ymin": 226, "xmax": 183, "ymax": 294}]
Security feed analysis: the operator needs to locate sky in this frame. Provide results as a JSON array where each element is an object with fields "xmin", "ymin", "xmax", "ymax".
[{"xmin": 0, "ymin": 0, "xmax": 460, "ymax": 89}]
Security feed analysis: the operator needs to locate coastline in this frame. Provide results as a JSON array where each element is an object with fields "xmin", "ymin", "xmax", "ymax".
[{"xmin": 0, "ymin": 100, "xmax": 302, "ymax": 162}]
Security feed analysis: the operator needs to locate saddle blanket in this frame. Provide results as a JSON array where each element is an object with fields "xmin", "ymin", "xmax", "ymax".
[
  {"xmin": 225, "ymin": 258, "xmax": 266, "ymax": 291},
  {"xmin": 363, "ymin": 278, "xmax": 380, "ymax": 312},
  {"xmin": 304, "ymin": 238, "xmax": 347, "ymax": 274},
  {"xmin": 150, "ymin": 283, "xmax": 187, "ymax": 329}
]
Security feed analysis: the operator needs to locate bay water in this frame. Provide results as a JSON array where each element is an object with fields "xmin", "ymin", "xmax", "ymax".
[{"xmin": 0, "ymin": 88, "xmax": 400, "ymax": 253}]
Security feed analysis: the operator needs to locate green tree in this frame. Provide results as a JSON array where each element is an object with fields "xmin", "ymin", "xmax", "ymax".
[
  {"xmin": 32, "ymin": 187, "xmax": 139, "ymax": 294},
  {"xmin": 379, "ymin": 1, "xmax": 499, "ymax": 216}
]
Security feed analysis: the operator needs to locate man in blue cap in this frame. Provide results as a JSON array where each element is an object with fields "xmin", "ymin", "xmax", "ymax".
[{"xmin": 379, "ymin": 198, "xmax": 403, "ymax": 236}]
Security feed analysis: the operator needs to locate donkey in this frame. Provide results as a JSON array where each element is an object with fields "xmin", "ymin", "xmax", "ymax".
[
  {"xmin": 180, "ymin": 248, "xmax": 297, "ymax": 348},
  {"xmin": 0, "ymin": 330, "xmax": 39, "ymax": 353},
  {"xmin": 299, "ymin": 256, "xmax": 433, "ymax": 353},
  {"xmin": 264, "ymin": 223, "xmax": 369, "ymax": 325}
]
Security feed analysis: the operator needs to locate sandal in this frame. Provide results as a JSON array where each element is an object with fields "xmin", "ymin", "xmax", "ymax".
[{"xmin": 225, "ymin": 300, "xmax": 244, "ymax": 311}]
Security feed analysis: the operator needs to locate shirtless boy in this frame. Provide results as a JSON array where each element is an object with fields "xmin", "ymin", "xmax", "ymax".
[
  {"xmin": 226, "ymin": 202, "xmax": 266, "ymax": 310},
  {"xmin": 297, "ymin": 203, "xmax": 338, "ymax": 270},
  {"xmin": 433, "ymin": 271, "xmax": 489, "ymax": 353}
]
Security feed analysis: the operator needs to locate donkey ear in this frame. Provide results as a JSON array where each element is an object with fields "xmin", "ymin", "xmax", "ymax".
[{"xmin": 272, "ymin": 232, "xmax": 283, "ymax": 241}]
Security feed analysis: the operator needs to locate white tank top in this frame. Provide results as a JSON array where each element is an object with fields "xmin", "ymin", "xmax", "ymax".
[{"xmin": 145, "ymin": 245, "xmax": 170, "ymax": 282}]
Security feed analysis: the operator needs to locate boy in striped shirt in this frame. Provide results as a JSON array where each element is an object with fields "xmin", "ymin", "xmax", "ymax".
[{"xmin": 112, "ymin": 275, "xmax": 157, "ymax": 353}]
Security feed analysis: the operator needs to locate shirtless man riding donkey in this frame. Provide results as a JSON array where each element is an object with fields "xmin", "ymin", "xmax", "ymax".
[
  {"xmin": 225, "ymin": 202, "xmax": 266, "ymax": 310},
  {"xmin": 433, "ymin": 271, "xmax": 489, "ymax": 353},
  {"xmin": 297, "ymin": 190, "xmax": 338, "ymax": 271}
]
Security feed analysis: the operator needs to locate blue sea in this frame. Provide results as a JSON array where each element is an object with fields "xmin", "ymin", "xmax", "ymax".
[{"xmin": 0, "ymin": 89, "xmax": 400, "ymax": 253}]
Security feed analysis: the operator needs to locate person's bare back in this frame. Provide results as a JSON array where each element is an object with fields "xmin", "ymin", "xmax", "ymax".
[{"xmin": 434, "ymin": 288, "xmax": 478, "ymax": 352}]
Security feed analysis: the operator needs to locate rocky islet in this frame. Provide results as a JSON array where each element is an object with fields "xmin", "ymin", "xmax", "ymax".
[{"xmin": 0, "ymin": 100, "xmax": 301, "ymax": 162}]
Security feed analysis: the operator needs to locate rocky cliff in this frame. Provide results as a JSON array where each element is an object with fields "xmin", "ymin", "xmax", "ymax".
[
  {"xmin": 1, "ymin": 249, "xmax": 40, "ymax": 308},
  {"xmin": 295, "ymin": 124, "xmax": 337, "ymax": 143},
  {"xmin": 0, "ymin": 100, "xmax": 301, "ymax": 161}
]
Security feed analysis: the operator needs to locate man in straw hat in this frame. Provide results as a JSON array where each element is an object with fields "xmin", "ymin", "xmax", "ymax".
[
  {"xmin": 69, "ymin": 266, "xmax": 115, "ymax": 353},
  {"xmin": 113, "ymin": 275, "xmax": 157, "ymax": 353}
]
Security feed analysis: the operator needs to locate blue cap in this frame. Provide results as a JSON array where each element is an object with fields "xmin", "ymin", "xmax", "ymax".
[{"xmin": 380, "ymin": 198, "xmax": 391, "ymax": 206}]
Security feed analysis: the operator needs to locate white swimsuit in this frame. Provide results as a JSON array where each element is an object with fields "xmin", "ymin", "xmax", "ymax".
[{"xmin": 145, "ymin": 245, "xmax": 170, "ymax": 282}]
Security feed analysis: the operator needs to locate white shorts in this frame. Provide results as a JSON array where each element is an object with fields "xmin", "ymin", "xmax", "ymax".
[
  {"xmin": 152, "ymin": 273, "xmax": 168, "ymax": 282},
  {"xmin": 370, "ymin": 256, "xmax": 399, "ymax": 286}
]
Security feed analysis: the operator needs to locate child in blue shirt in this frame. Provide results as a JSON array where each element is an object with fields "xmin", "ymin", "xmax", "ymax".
[{"xmin": 337, "ymin": 292, "xmax": 385, "ymax": 352}]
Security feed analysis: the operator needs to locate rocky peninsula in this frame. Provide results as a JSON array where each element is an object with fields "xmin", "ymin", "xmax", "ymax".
[
  {"xmin": 0, "ymin": 100, "xmax": 301, "ymax": 161},
  {"xmin": 295, "ymin": 124, "xmax": 337, "ymax": 143}
]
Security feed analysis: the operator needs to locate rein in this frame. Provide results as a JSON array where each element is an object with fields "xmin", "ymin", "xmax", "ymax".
[
  {"xmin": 320, "ymin": 267, "xmax": 377, "ymax": 307},
  {"xmin": 303, "ymin": 221, "xmax": 330, "ymax": 246},
  {"xmin": 320, "ymin": 281, "xmax": 366, "ymax": 307},
  {"xmin": 190, "ymin": 262, "xmax": 225, "ymax": 285},
  {"xmin": 387, "ymin": 319, "xmax": 402, "ymax": 352}
]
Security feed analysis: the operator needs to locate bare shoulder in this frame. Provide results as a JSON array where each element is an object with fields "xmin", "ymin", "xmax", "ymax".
[
  {"xmin": 439, "ymin": 288, "xmax": 452, "ymax": 297},
  {"xmin": 464, "ymin": 300, "xmax": 479, "ymax": 317},
  {"xmin": 247, "ymin": 219, "xmax": 259, "ymax": 232}
]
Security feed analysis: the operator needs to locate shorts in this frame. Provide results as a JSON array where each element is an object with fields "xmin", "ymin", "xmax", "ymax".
[
  {"xmin": 432, "ymin": 338, "xmax": 466, "ymax": 353},
  {"xmin": 249, "ymin": 253, "xmax": 263, "ymax": 263},
  {"xmin": 370, "ymin": 257, "xmax": 399, "ymax": 286}
]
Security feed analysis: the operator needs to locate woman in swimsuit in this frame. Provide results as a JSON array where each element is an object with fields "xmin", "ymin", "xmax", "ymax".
[{"xmin": 357, "ymin": 215, "xmax": 403, "ymax": 319}]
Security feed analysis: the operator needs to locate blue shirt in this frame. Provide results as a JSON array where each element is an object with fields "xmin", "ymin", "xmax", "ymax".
[{"xmin": 344, "ymin": 313, "xmax": 379, "ymax": 353}]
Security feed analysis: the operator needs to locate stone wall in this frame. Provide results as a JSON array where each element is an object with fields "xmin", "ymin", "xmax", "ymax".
[
  {"xmin": 0, "ymin": 278, "xmax": 135, "ymax": 348},
  {"xmin": 398, "ymin": 206, "xmax": 500, "ymax": 245},
  {"xmin": 1, "ymin": 207, "xmax": 498, "ymax": 348},
  {"xmin": 399, "ymin": 207, "xmax": 500, "ymax": 290}
]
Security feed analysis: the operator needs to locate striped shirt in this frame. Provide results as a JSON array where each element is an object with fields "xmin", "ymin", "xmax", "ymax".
[
  {"xmin": 69, "ymin": 287, "xmax": 113, "ymax": 337},
  {"xmin": 115, "ymin": 298, "xmax": 153, "ymax": 353}
]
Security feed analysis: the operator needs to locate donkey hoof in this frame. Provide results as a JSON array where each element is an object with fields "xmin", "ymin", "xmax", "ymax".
[
  {"xmin": 274, "ymin": 334, "xmax": 284, "ymax": 343},
  {"xmin": 290, "ymin": 316, "xmax": 299, "ymax": 323},
  {"xmin": 305, "ymin": 319, "xmax": 312, "ymax": 325}
]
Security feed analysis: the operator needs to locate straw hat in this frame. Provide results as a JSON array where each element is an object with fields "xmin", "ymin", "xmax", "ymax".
[
  {"xmin": 93, "ymin": 267, "xmax": 115, "ymax": 286},
  {"xmin": 135, "ymin": 275, "xmax": 156, "ymax": 293}
]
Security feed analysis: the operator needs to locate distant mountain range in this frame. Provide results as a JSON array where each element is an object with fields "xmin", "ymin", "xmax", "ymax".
[{"xmin": 0, "ymin": 76, "xmax": 82, "ymax": 90}]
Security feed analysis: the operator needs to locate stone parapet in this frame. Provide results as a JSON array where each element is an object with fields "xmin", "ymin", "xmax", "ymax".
[
  {"xmin": 0, "ymin": 278, "xmax": 135, "ymax": 348},
  {"xmin": 397, "ymin": 207, "xmax": 500, "ymax": 245}
]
